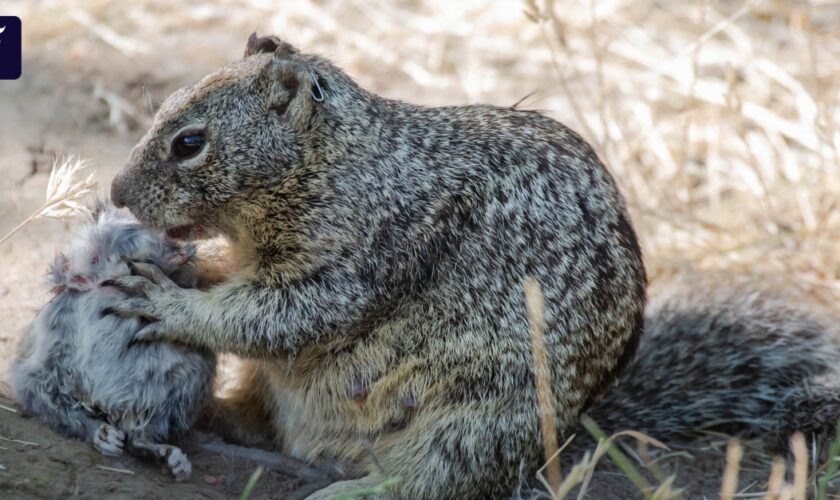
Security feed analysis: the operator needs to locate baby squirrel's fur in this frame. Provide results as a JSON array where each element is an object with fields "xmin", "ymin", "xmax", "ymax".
[
  {"xmin": 11, "ymin": 202, "xmax": 215, "ymax": 481},
  {"xmin": 108, "ymin": 34, "xmax": 840, "ymax": 497}
]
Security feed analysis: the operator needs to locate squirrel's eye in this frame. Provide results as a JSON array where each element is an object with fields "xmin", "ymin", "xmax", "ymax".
[{"xmin": 170, "ymin": 130, "xmax": 206, "ymax": 160}]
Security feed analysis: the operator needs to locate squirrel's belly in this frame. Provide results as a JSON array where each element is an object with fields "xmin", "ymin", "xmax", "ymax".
[{"xmin": 259, "ymin": 339, "xmax": 428, "ymax": 465}]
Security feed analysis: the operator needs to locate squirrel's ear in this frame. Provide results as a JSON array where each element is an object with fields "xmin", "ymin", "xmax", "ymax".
[
  {"xmin": 48, "ymin": 253, "xmax": 69, "ymax": 285},
  {"xmin": 268, "ymin": 58, "xmax": 303, "ymax": 93},
  {"xmin": 244, "ymin": 32, "xmax": 299, "ymax": 58},
  {"xmin": 260, "ymin": 55, "xmax": 324, "ymax": 121}
]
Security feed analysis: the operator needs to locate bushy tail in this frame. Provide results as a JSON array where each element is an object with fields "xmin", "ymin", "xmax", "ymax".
[{"xmin": 585, "ymin": 273, "xmax": 840, "ymax": 446}]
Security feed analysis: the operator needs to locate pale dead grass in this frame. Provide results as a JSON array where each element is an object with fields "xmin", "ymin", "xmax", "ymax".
[
  {"xmin": 525, "ymin": 277, "xmax": 562, "ymax": 492},
  {"xmin": 518, "ymin": 0, "xmax": 840, "ymax": 298},
  {"xmin": 11, "ymin": 0, "xmax": 838, "ymax": 297},
  {"xmin": 0, "ymin": 157, "xmax": 97, "ymax": 246}
]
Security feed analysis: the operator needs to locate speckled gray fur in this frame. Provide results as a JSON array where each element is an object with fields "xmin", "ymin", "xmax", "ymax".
[
  {"xmin": 105, "ymin": 32, "xmax": 840, "ymax": 498},
  {"xmin": 107, "ymin": 34, "xmax": 646, "ymax": 498},
  {"xmin": 589, "ymin": 274, "xmax": 840, "ymax": 446},
  {"xmin": 11, "ymin": 202, "xmax": 215, "ymax": 481}
]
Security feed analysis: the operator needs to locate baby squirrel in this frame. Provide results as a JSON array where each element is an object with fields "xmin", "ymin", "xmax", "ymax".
[
  {"xmin": 107, "ymin": 34, "xmax": 840, "ymax": 498},
  {"xmin": 11, "ymin": 202, "xmax": 215, "ymax": 481}
]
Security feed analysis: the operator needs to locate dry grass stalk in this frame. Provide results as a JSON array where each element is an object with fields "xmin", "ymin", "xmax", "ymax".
[
  {"xmin": 0, "ymin": 157, "xmax": 97, "ymax": 247},
  {"xmin": 524, "ymin": 276, "xmax": 561, "ymax": 493},
  {"xmin": 0, "ymin": 435, "xmax": 39, "ymax": 447},
  {"xmin": 721, "ymin": 438, "xmax": 743, "ymax": 500},
  {"xmin": 581, "ymin": 420, "xmax": 662, "ymax": 499},
  {"xmin": 534, "ymin": 434, "xmax": 575, "ymax": 499},
  {"xmin": 650, "ymin": 475, "xmax": 680, "ymax": 500},
  {"xmin": 555, "ymin": 439, "xmax": 608, "ymax": 498},
  {"xmin": 554, "ymin": 423, "xmax": 675, "ymax": 499},
  {"xmin": 95, "ymin": 464, "xmax": 136, "ymax": 475},
  {"xmin": 791, "ymin": 433, "xmax": 808, "ymax": 500},
  {"xmin": 763, "ymin": 456, "xmax": 786, "ymax": 500}
]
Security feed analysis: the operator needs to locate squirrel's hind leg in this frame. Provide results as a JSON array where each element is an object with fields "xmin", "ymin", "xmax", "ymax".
[{"xmin": 199, "ymin": 359, "xmax": 277, "ymax": 447}]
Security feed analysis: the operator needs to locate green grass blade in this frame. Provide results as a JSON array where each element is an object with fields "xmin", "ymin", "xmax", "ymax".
[
  {"xmin": 240, "ymin": 465, "xmax": 265, "ymax": 500},
  {"xmin": 816, "ymin": 420, "xmax": 840, "ymax": 500},
  {"xmin": 581, "ymin": 417, "xmax": 653, "ymax": 499}
]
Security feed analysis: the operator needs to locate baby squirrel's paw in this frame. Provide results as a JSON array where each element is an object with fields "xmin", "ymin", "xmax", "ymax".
[
  {"xmin": 161, "ymin": 445, "xmax": 191, "ymax": 482},
  {"xmin": 92, "ymin": 424, "xmax": 125, "ymax": 456}
]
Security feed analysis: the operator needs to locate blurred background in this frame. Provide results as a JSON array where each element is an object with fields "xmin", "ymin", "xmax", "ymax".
[{"xmin": 0, "ymin": 0, "xmax": 839, "ymax": 388}]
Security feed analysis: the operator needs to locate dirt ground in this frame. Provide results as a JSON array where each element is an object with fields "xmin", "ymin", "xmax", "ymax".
[
  {"xmin": 0, "ymin": 397, "xmax": 338, "ymax": 499},
  {"xmin": 0, "ymin": 387, "xmax": 810, "ymax": 500},
  {"xmin": 1, "ymin": 0, "xmax": 839, "ymax": 498}
]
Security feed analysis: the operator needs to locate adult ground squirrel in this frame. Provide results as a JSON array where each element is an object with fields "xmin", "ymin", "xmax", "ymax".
[
  {"xmin": 108, "ymin": 33, "xmax": 645, "ymax": 498},
  {"xmin": 106, "ymin": 33, "xmax": 840, "ymax": 498}
]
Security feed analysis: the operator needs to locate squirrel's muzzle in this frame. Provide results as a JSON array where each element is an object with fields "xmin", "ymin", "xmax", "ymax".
[{"xmin": 110, "ymin": 171, "xmax": 130, "ymax": 208}]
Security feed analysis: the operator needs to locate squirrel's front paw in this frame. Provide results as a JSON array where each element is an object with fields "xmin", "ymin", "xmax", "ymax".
[
  {"xmin": 92, "ymin": 423, "xmax": 126, "ymax": 456},
  {"xmin": 103, "ymin": 261, "xmax": 192, "ymax": 346},
  {"xmin": 102, "ymin": 274, "xmax": 162, "ymax": 324}
]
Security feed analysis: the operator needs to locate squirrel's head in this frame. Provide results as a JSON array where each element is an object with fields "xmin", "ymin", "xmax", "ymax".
[{"xmin": 111, "ymin": 33, "xmax": 361, "ymax": 240}]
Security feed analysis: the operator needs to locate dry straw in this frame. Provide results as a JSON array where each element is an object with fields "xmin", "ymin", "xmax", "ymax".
[
  {"xmin": 524, "ymin": 277, "xmax": 561, "ymax": 492},
  {"xmin": 764, "ymin": 456, "xmax": 786, "ymax": 500},
  {"xmin": 791, "ymin": 433, "xmax": 808, "ymax": 500},
  {"xmin": 720, "ymin": 438, "xmax": 743, "ymax": 500},
  {"xmin": 0, "ymin": 157, "xmax": 97, "ymax": 247}
]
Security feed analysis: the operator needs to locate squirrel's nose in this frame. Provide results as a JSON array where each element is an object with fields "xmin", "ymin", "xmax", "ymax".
[{"xmin": 110, "ymin": 172, "xmax": 129, "ymax": 208}]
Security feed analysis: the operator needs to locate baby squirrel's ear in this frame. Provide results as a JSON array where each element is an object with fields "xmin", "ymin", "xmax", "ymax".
[
  {"xmin": 244, "ymin": 32, "xmax": 299, "ymax": 58},
  {"xmin": 46, "ymin": 252, "xmax": 94, "ymax": 293}
]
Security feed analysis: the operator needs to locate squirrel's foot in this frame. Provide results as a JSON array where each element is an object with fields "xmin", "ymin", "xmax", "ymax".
[
  {"xmin": 92, "ymin": 423, "xmax": 125, "ymax": 457},
  {"xmin": 160, "ymin": 445, "xmax": 192, "ymax": 482},
  {"xmin": 148, "ymin": 442, "xmax": 192, "ymax": 481},
  {"xmin": 127, "ymin": 435, "xmax": 192, "ymax": 481}
]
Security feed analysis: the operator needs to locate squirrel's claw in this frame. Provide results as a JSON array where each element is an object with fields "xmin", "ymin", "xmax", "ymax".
[
  {"xmin": 104, "ymin": 297, "xmax": 159, "ymax": 322},
  {"xmin": 127, "ymin": 261, "xmax": 177, "ymax": 290},
  {"xmin": 104, "ymin": 275, "xmax": 157, "ymax": 298},
  {"xmin": 105, "ymin": 266, "xmax": 188, "ymax": 346}
]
